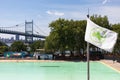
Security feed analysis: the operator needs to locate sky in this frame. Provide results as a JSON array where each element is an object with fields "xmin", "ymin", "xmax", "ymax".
[{"xmin": 0, "ymin": 0, "xmax": 120, "ymax": 38}]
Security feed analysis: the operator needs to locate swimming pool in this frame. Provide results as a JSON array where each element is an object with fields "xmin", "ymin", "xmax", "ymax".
[{"xmin": 0, "ymin": 61, "xmax": 120, "ymax": 80}]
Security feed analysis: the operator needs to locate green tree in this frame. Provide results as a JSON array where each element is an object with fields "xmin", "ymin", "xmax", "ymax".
[
  {"xmin": 45, "ymin": 32, "xmax": 59, "ymax": 53},
  {"xmin": 11, "ymin": 41, "xmax": 26, "ymax": 52},
  {"xmin": 74, "ymin": 20, "xmax": 86, "ymax": 54},
  {"xmin": 48, "ymin": 18, "xmax": 66, "ymax": 54},
  {"xmin": 112, "ymin": 24, "xmax": 120, "ymax": 53},
  {"xmin": 46, "ymin": 18, "xmax": 87, "ymax": 56},
  {"xmin": 90, "ymin": 15, "xmax": 110, "ymax": 29},
  {"xmin": 30, "ymin": 40, "xmax": 45, "ymax": 52},
  {"xmin": 0, "ymin": 41, "xmax": 7, "ymax": 46},
  {"xmin": 45, "ymin": 14, "xmax": 112, "ymax": 59},
  {"xmin": 0, "ymin": 41, "xmax": 8, "ymax": 54}
]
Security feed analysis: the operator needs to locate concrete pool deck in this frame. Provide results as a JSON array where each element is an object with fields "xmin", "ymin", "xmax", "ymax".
[{"xmin": 100, "ymin": 59, "xmax": 120, "ymax": 73}]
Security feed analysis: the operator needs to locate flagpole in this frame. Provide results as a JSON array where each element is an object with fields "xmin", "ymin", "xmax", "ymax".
[
  {"xmin": 87, "ymin": 8, "xmax": 90, "ymax": 80},
  {"xmin": 87, "ymin": 42, "xmax": 90, "ymax": 80},
  {"xmin": 85, "ymin": 8, "xmax": 118, "ymax": 80}
]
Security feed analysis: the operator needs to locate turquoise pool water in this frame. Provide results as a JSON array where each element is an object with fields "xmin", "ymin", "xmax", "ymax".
[{"xmin": 0, "ymin": 62, "xmax": 120, "ymax": 80}]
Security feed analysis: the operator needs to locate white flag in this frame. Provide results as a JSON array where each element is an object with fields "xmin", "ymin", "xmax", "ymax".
[{"xmin": 85, "ymin": 18, "xmax": 118, "ymax": 52}]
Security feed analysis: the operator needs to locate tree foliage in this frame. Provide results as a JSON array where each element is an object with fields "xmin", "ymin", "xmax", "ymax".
[
  {"xmin": 0, "ymin": 41, "xmax": 7, "ymax": 46},
  {"xmin": 45, "ymin": 18, "xmax": 87, "ymax": 54},
  {"xmin": 112, "ymin": 24, "xmax": 120, "ymax": 52},
  {"xmin": 45, "ymin": 14, "xmax": 119, "ymax": 55},
  {"xmin": 0, "ymin": 41, "xmax": 8, "ymax": 54},
  {"xmin": 30, "ymin": 40, "xmax": 45, "ymax": 52},
  {"xmin": 11, "ymin": 41, "xmax": 26, "ymax": 52},
  {"xmin": 90, "ymin": 15, "xmax": 110, "ymax": 29}
]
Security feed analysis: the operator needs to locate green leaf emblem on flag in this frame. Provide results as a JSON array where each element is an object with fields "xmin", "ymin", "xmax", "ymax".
[{"xmin": 90, "ymin": 28, "xmax": 106, "ymax": 43}]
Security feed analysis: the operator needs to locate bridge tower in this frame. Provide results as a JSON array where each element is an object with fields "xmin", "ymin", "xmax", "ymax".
[
  {"xmin": 16, "ymin": 34, "xmax": 19, "ymax": 41},
  {"xmin": 25, "ymin": 20, "xmax": 33, "ymax": 43}
]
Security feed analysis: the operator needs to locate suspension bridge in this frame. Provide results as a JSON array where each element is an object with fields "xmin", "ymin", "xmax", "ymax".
[{"xmin": 0, "ymin": 21, "xmax": 47, "ymax": 43}]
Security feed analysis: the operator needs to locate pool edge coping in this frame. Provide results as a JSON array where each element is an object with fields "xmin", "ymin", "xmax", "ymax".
[{"xmin": 99, "ymin": 61, "xmax": 120, "ymax": 74}]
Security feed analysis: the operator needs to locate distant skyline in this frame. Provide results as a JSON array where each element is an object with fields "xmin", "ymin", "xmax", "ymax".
[{"xmin": 0, "ymin": 0, "xmax": 120, "ymax": 38}]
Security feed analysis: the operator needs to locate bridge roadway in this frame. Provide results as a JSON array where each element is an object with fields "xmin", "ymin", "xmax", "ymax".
[{"xmin": 0, "ymin": 29, "xmax": 46, "ymax": 38}]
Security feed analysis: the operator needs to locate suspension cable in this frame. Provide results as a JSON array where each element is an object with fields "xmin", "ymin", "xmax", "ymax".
[
  {"xmin": 33, "ymin": 23, "xmax": 48, "ymax": 35},
  {"xmin": 0, "ymin": 22, "xmax": 25, "ymax": 28}
]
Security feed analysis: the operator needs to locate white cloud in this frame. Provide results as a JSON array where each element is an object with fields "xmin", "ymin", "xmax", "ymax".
[
  {"xmin": 46, "ymin": 11, "xmax": 53, "ymax": 15},
  {"xmin": 46, "ymin": 10, "xmax": 64, "ymax": 16},
  {"xmin": 102, "ymin": 0, "xmax": 108, "ymax": 4}
]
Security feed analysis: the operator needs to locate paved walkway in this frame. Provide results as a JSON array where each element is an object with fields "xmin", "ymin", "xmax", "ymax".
[{"xmin": 100, "ymin": 59, "xmax": 120, "ymax": 72}]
